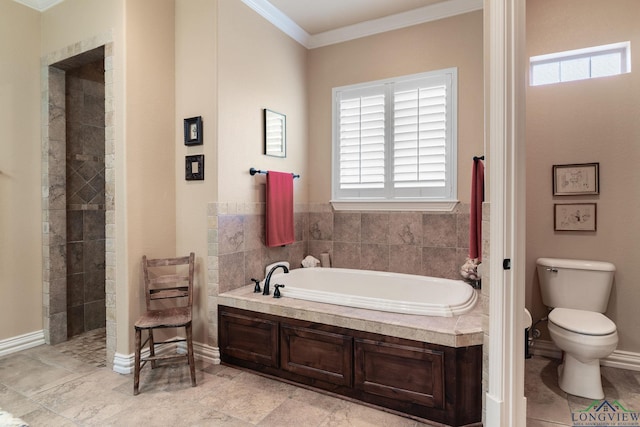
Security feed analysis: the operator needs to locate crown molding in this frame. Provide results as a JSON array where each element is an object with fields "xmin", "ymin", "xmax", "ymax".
[
  {"xmin": 243, "ymin": 0, "xmax": 482, "ymax": 50},
  {"xmin": 12, "ymin": 0, "xmax": 64, "ymax": 12},
  {"xmin": 241, "ymin": 0, "xmax": 311, "ymax": 47},
  {"xmin": 308, "ymin": 0, "xmax": 483, "ymax": 49}
]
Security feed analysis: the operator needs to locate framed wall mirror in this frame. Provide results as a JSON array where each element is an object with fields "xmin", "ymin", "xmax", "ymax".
[{"xmin": 264, "ymin": 109, "xmax": 286, "ymax": 157}]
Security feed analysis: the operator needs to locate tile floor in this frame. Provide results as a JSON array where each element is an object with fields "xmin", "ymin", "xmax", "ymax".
[
  {"xmin": 0, "ymin": 330, "xmax": 434, "ymax": 426},
  {"xmin": 53, "ymin": 328, "xmax": 107, "ymax": 369},
  {"xmin": 525, "ymin": 355, "xmax": 640, "ymax": 426},
  {"xmin": 1, "ymin": 329, "xmax": 639, "ymax": 426}
]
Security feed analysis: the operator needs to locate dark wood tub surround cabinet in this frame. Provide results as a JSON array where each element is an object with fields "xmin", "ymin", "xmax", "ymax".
[
  {"xmin": 218, "ymin": 309, "xmax": 278, "ymax": 367},
  {"xmin": 281, "ymin": 324, "xmax": 353, "ymax": 387},
  {"xmin": 218, "ymin": 306, "xmax": 481, "ymax": 427},
  {"xmin": 354, "ymin": 338, "xmax": 444, "ymax": 409}
]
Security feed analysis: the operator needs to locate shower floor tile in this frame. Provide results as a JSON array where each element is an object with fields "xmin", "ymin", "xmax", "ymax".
[{"xmin": 54, "ymin": 327, "xmax": 106, "ymax": 368}]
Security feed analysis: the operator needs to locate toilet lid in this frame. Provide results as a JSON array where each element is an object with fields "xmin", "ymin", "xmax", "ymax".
[{"xmin": 549, "ymin": 308, "xmax": 616, "ymax": 336}]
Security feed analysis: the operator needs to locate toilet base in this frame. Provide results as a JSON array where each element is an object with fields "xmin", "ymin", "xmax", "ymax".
[{"xmin": 558, "ymin": 353, "xmax": 604, "ymax": 399}]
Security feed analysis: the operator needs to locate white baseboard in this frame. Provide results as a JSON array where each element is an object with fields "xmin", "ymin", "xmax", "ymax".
[
  {"xmin": 529, "ymin": 339, "xmax": 562, "ymax": 359},
  {"xmin": 176, "ymin": 340, "xmax": 220, "ymax": 365},
  {"xmin": 193, "ymin": 342, "xmax": 220, "ymax": 365},
  {"xmin": 113, "ymin": 344, "xmax": 176, "ymax": 374},
  {"xmin": 531, "ymin": 339, "xmax": 640, "ymax": 372},
  {"xmin": 113, "ymin": 339, "xmax": 220, "ymax": 374},
  {"xmin": 0, "ymin": 330, "xmax": 45, "ymax": 357},
  {"xmin": 603, "ymin": 349, "xmax": 640, "ymax": 371},
  {"xmin": 484, "ymin": 393, "xmax": 503, "ymax": 427},
  {"xmin": 113, "ymin": 351, "xmax": 136, "ymax": 374},
  {"xmin": 0, "ymin": 329, "xmax": 220, "ymax": 374}
]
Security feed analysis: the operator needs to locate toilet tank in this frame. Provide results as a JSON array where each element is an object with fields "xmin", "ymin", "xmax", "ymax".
[{"xmin": 536, "ymin": 258, "xmax": 616, "ymax": 313}]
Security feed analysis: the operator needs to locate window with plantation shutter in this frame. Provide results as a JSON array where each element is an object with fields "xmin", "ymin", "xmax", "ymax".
[{"xmin": 332, "ymin": 68, "xmax": 457, "ymax": 210}]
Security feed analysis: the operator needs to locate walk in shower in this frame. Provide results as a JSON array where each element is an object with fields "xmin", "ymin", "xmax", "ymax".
[{"xmin": 44, "ymin": 46, "xmax": 106, "ymax": 342}]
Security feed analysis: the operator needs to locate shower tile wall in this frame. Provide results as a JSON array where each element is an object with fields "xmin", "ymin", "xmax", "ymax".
[{"xmin": 65, "ymin": 60, "xmax": 106, "ymax": 337}]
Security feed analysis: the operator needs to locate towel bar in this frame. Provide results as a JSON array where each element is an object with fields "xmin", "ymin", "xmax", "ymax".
[{"xmin": 249, "ymin": 167, "xmax": 300, "ymax": 179}]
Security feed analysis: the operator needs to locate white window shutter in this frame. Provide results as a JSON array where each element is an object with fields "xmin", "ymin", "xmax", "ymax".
[
  {"xmin": 332, "ymin": 68, "xmax": 457, "ymax": 202},
  {"xmin": 337, "ymin": 89, "xmax": 386, "ymax": 191},
  {"xmin": 393, "ymin": 82, "xmax": 447, "ymax": 189}
]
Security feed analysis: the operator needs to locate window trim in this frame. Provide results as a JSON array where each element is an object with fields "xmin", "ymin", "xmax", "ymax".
[
  {"xmin": 331, "ymin": 68, "xmax": 458, "ymax": 211},
  {"xmin": 330, "ymin": 199, "xmax": 458, "ymax": 212}
]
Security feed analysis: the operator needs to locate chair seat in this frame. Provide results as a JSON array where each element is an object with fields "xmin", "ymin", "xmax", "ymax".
[{"xmin": 134, "ymin": 307, "xmax": 191, "ymax": 329}]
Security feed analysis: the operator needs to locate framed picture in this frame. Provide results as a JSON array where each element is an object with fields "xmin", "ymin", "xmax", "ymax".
[
  {"xmin": 264, "ymin": 109, "xmax": 286, "ymax": 158},
  {"xmin": 184, "ymin": 116, "xmax": 203, "ymax": 146},
  {"xmin": 185, "ymin": 155, "xmax": 204, "ymax": 180},
  {"xmin": 552, "ymin": 163, "xmax": 599, "ymax": 195},
  {"xmin": 554, "ymin": 203, "xmax": 597, "ymax": 231}
]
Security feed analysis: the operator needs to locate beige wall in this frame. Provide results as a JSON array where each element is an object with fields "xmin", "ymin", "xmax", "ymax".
[
  {"xmin": 175, "ymin": 0, "xmax": 218, "ymax": 344},
  {"xmin": 217, "ymin": 0, "xmax": 308, "ymax": 204},
  {"xmin": 124, "ymin": 0, "xmax": 177, "ymax": 351},
  {"xmin": 0, "ymin": 2, "xmax": 42, "ymax": 340},
  {"xmin": 526, "ymin": 0, "xmax": 640, "ymax": 352},
  {"xmin": 40, "ymin": 0, "xmax": 121, "ymax": 54},
  {"xmin": 307, "ymin": 11, "xmax": 484, "ymax": 204}
]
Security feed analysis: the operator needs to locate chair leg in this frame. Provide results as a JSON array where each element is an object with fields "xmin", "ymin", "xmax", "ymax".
[
  {"xmin": 148, "ymin": 329, "xmax": 157, "ymax": 369},
  {"xmin": 186, "ymin": 323, "xmax": 196, "ymax": 387},
  {"xmin": 134, "ymin": 328, "xmax": 141, "ymax": 395}
]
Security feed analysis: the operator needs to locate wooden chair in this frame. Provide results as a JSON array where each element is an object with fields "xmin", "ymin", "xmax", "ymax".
[{"xmin": 133, "ymin": 252, "xmax": 196, "ymax": 395}]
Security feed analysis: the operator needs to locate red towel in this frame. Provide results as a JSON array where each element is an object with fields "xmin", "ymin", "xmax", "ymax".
[
  {"xmin": 469, "ymin": 159, "xmax": 484, "ymax": 261},
  {"xmin": 266, "ymin": 171, "xmax": 294, "ymax": 247}
]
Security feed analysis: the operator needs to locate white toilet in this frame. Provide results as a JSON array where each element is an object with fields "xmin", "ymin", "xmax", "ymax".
[{"xmin": 536, "ymin": 257, "xmax": 618, "ymax": 399}]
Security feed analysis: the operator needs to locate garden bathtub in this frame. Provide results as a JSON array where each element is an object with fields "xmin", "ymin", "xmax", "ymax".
[{"xmin": 267, "ymin": 267, "xmax": 477, "ymax": 317}]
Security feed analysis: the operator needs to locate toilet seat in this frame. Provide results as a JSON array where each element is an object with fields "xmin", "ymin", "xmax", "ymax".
[{"xmin": 549, "ymin": 308, "xmax": 616, "ymax": 336}]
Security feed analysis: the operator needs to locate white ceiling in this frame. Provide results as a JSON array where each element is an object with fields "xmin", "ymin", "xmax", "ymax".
[
  {"xmin": 12, "ymin": 0, "xmax": 62, "ymax": 12},
  {"xmin": 267, "ymin": 0, "xmax": 447, "ymax": 35}
]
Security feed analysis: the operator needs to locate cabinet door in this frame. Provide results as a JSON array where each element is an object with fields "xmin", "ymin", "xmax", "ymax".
[
  {"xmin": 219, "ymin": 308, "xmax": 278, "ymax": 367},
  {"xmin": 354, "ymin": 338, "xmax": 445, "ymax": 409},
  {"xmin": 281, "ymin": 323, "xmax": 353, "ymax": 387}
]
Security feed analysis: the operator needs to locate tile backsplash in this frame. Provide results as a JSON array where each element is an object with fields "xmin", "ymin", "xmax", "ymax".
[
  {"xmin": 209, "ymin": 202, "xmax": 472, "ymax": 295},
  {"xmin": 306, "ymin": 205, "xmax": 471, "ymax": 279}
]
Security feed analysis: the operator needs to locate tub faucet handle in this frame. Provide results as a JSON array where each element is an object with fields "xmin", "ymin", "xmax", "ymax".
[
  {"xmin": 251, "ymin": 278, "xmax": 261, "ymax": 293},
  {"xmin": 274, "ymin": 284, "xmax": 285, "ymax": 298}
]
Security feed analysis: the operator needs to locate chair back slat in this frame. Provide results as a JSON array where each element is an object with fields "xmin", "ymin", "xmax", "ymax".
[
  {"xmin": 142, "ymin": 253, "xmax": 195, "ymax": 310},
  {"xmin": 149, "ymin": 287, "xmax": 189, "ymax": 300},
  {"xmin": 149, "ymin": 274, "xmax": 189, "ymax": 286},
  {"xmin": 145, "ymin": 256, "xmax": 191, "ymax": 267}
]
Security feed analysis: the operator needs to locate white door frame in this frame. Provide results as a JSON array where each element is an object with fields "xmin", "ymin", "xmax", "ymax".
[{"xmin": 485, "ymin": 0, "xmax": 527, "ymax": 426}]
